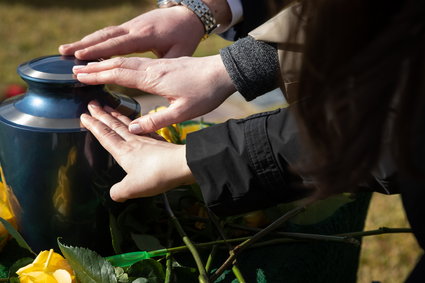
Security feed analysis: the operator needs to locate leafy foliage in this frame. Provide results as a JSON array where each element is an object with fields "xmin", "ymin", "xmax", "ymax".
[
  {"xmin": 58, "ymin": 240, "xmax": 117, "ymax": 283},
  {"xmin": 0, "ymin": 217, "xmax": 36, "ymax": 256},
  {"xmin": 127, "ymin": 259, "xmax": 165, "ymax": 283},
  {"xmin": 7, "ymin": 257, "xmax": 34, "ymax": 282}
]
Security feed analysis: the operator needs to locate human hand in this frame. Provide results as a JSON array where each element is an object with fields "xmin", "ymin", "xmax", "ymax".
[
  {"xmin": 59, "ymin": 6, "xmax": 204, "ymax": 59},
  {"xmin": 73, "ymin": 55, "xmax": 236, "ymax": 134},
  {"xmin": 80, "ymin": 101, "xmax": 195, "ymax": 202}
]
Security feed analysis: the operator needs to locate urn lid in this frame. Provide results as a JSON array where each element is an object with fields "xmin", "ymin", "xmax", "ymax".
[{"xmin": 17, "ymin": 55, "xmax": 91, "ymax": 83}]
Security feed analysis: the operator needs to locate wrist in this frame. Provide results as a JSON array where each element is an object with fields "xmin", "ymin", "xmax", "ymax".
[
  {"xmin": 202, "ymin": 0, "xmax": 231, "ymax": 33},
  {"xmin": 170, "ymin": 6, "xmax": 205, "ymax": 39},
  {"xmin": 208, "ymin": 54, "xmax": 236, "ymax": 97},
  {"xmin": 157, "ymin": 0, "xmax": 231, "ymax": 35},
  {"xmin": 178, "ymin": 145, "xmax": 196, "ymax": 185}
]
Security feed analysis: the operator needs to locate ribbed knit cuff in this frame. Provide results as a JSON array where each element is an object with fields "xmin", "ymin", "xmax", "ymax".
[{"xmin": 220, "ymin": 36, "xmax": 280, "ymax": 101}]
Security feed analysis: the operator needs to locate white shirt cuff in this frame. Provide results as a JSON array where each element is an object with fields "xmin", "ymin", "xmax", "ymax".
[
  {"xmin": 227, "ymin": 0, "xmax": 243, "ymax": 27},
  {"xmin": 215, "ymin": 0, "xmax": 243, "ymax": 33}
]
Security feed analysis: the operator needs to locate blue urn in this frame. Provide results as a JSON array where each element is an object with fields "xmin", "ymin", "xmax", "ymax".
[{"xmin": 0, "ymin": 55, "xmax": 140, "ymax": 254}]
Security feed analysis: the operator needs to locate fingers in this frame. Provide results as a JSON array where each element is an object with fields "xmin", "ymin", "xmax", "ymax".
[
  {"xmin": 104, "ymin": 105, "xmax": 133, "ymax": 126},
  {"xmin": 76, "ymin": 34, "xmax": 138, "ymax": 60},
  {"xmin": 109, "ymin": 171, "xmax": 170, "ymax": 202},
  {"xmin": 73, "ymin": 57, "xmax": 142, "ymax": 73},
  {"xmin": 72, "ymin": 57, "xmax": 146, "ymax": 87},
  {"xmin": 74, "ymin": 67, "xmax": 140, "ymax": 88},
  {"xmin": 86, "ymin": 101, "xmax": 135, "ymax": 141},
  {"xmin": 80, "ymin": 113, "xmax": 126, "ymax": 160},
  {"xmin": 109, "ymin": 175, "xmax": 149, "ymax": 202},
  {"xmin": 59, "ymin": 26, "xmax": 128, "ymax": 59}
]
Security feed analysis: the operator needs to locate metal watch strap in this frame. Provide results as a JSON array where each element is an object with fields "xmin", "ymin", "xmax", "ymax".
[
  {"xmin": 181, "ymin": 0, "xmax": 217, "ymax": 34},
  {"xmin": 157, "ymin": 0, "xmax": 217, "ymax": 35}
]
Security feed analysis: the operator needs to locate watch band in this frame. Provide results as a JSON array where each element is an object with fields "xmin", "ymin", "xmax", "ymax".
[{"xmin": 157, "ymin": 0, "xmax": 218, "ymax": 35}]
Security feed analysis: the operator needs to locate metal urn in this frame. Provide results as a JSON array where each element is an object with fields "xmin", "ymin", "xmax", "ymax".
[{"xmin": 0, "ymin": 55, "xmax": 140, "ymax": 254}]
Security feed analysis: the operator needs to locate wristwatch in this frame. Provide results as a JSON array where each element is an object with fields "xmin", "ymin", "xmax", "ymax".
[{"xmin": 157, "ymin": 0, "xmax": 218, "ymax": 35}]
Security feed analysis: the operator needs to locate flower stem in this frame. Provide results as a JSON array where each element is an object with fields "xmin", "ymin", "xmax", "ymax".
[
  {"xmin": 232, "ymin": 265, "xmax": 246, "ymax": 283},
  {"xmin": 210, "ymin": 205, "xmax": 306, "ymax": 282},
  {"xmin": 164, "ymin": 253, "xmax": 173, "ymax": 283},
  {"xmin": 163, "ymin": 193, "xmax": 209, "ymax": 283}
]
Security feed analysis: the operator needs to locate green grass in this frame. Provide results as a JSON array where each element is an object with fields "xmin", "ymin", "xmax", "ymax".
[
  {"xmin": 358, "ymin": 193, "xmax": 422, "ymax": 282},
  {"xmin": 0, "ymin": 1, "xmax": 422, "ymax": 282}
]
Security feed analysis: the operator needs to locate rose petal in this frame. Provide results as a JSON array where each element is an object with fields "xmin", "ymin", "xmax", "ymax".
[{"xmin": 53, "ymin": 269, "xmax": 73, "ymax": 283}]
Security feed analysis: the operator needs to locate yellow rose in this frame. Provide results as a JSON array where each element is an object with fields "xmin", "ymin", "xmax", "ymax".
[
  {"xmin": 16, "ymin": 249, "xmax": 76, "ymax": 283},
  {"xmin": 0, "ymin": 167, "xmax": 18, "ymax": 250},
  {"xmin": 178, "ymin": 123, "xmax": 207, "ymax": 142},
  {"xmin": 148, "ymin": 107, "xmax": 211, "ymax": 144}
]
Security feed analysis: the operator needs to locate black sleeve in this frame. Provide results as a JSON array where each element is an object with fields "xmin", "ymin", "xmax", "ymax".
[
  {"xmin": 186, "ymin": 106, "xmax": 400, "ymax": 216},
  {"xmin": 186, "ymin": 107, "xmax": 311, "ymax": 216},
  {"xmin": 220, "ymin": 36, "xmax": 281, "ymax": 101}
]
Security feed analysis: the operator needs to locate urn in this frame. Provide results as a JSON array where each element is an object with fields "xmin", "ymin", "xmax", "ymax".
[{"xmin": 0, "ymin": 55, "xmax": 140, "ymax": 254}]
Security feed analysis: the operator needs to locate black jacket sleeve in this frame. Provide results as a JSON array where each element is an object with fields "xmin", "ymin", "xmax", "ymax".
[
  {"xmin": 186, "ymin": 106, "xmax": 400, "ymax": 216},
  {"xmin": 186, "ymin": 107, "xmax": 311, "ymax": 216},
  {"xmin": 397, "ymin": 109, "xmax": 425, "ymax": 282}
]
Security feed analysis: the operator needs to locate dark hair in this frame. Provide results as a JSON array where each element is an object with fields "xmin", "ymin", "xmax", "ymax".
[{"xmin": 293, "ymin": 0, "xmax": 425, "ymax": 197}]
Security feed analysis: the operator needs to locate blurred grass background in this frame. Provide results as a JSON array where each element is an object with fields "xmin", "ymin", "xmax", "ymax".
[{"xmin": 0, "ymin": 1, "xmax": 422, "ymax": 282}]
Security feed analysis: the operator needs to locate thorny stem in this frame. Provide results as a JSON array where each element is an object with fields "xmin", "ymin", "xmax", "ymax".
[
  {"xmin": 206, "ymin": 210, "xmax": 246, "ymax": 282},
  {"xmin": 210, "ymin": 205, "xmax": 306, "ymax": 282},
  {"xmin": 163, "ymin": 193, "xmax": 209, "ymax": 283},
  {"xmin": 338, "ymin": 227, "xmax": 412, "ymax": 238},
  {"xmin": 227, "ymin": 224, "xmax": 360, "ymax": 245},
  {"xmin": 147, "ymin": 227, "xmax": 412, "ymax": 257}
]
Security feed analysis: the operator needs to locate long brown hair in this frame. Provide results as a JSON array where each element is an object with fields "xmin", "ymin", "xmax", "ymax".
[{"xmin": 293, "ymin": 0, "xmax": 425, "ymax": 197}]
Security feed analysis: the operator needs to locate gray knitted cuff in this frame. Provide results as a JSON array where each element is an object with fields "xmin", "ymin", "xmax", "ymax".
[{"xmin": 220, "ymin": 36, "xmax": 280, "ymax": 101}]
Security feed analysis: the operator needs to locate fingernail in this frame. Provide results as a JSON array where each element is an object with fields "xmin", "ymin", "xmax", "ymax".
[
  {"xmin": 72, "ymin": 65, "xmax": 86, "ymax": 72},
  {"xmin": 129, "ymin": 123, "xmax": 142, "ymax": 133},
  {"xmin": 80, "ymin": 113, "xmax": 90, "ymax": 123},
  {"xmin": 88, "ymin": 100, "xmax": 100, "ymax": 108},
  {"xmin": 87, "ymin": 62, "xmax": 98, "ymax": 65},
  {"xmin": 76, "ymin": 73, "xmax": 88, "ymax": 78}
]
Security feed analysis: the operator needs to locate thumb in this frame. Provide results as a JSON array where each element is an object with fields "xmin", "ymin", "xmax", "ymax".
[
  {"xmin": 129, "ymin": 107, "xmax": 184, "ymax": 134},
  {"xmin": 109, "ymin": 175, "xmax": 138, "ymax": 202}
]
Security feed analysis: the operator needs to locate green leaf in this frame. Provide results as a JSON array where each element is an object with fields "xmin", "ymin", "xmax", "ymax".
[
  {"xmin": 8, "ymin": 277, "xmax": 20, "ymax": 283},
  {"xmin": 58, "ymin": 239, "xmax": 117, "ymax": 283},
  {"xmin": 166, "ymin": 125, "xmax": 182, "ymax": 144},
  {"xmin": 0, "ymin": 217, "xmax": 36, "ymax": 256},
  {"xmin": 130, "ymin": 234, "xmax": 165, "ymax": 252},
  {"xmin": 8, "ymin": 257, "xmax": 34, "ymax": 278},
  {"xmin": 110, "ymin": 212, "xmax": 124, "ymax": 254},
  {"xmin": 127, "ymin": 259, "xmax": 165, "ymax": 283}
]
